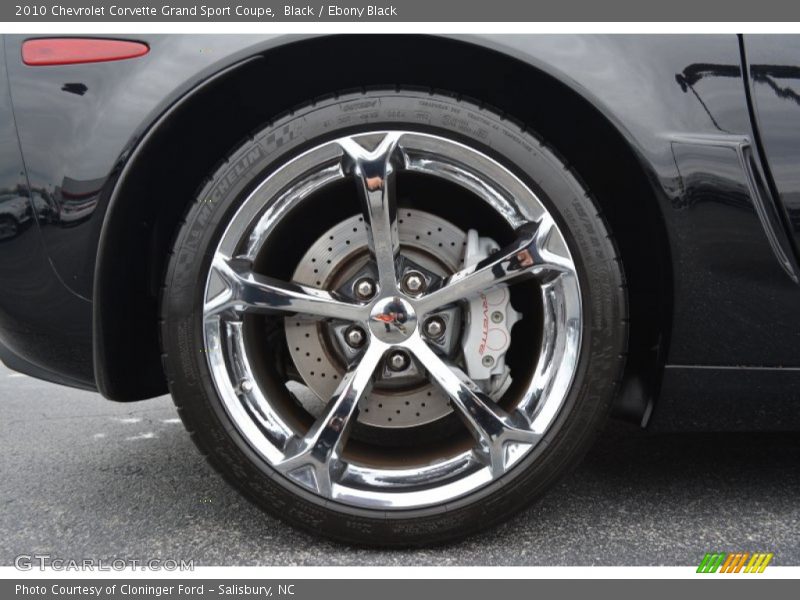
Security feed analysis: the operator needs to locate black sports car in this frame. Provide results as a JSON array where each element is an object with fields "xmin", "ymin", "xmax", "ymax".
[{"xmin": 1, "ymin": 34, "xmax": 799, "ymax": 546}]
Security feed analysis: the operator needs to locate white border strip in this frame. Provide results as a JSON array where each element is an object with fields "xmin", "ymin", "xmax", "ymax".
[
  {"xmin": 1, "ymin": 22, "xmax": 800, "ymax": 33},
  {"xmin": 1, "ymin": 566, "xmax": 799, "ymax": 579}
]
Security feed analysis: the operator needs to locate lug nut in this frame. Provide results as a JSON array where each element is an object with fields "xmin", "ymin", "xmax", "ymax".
[
  {"xmin": 354, "ymin": 277, "xmax": 376, "ymax": 300},
  {"xmin": 482, "ymin": 355, "xmax": 495, "ymax": 368},
  {"xmin": 344, "ymin": 326, "xmax": 367, "ymax": 348},
  {"xmin": 423, "ymin": 317, "xmax": 446, "ymax": 339},
  {"xmin": 491, "ymin": 311, "xmax": 504, "ymax": 323},
  {"xmin": 402, "ymin": 271, "xmax": 426, "ymax": 295},
  {"xmin": 387, "ymin": 350, "xmax": 411, "ymax": 372},
  {"xmin": 240, "ymin": 379, "xmax": 254, "ymax": 393}
]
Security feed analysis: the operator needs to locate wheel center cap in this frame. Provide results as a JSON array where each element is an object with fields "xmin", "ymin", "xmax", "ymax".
[{"xmin": 368, "ymin": 296, "xmax": 417, "ymax": 343}]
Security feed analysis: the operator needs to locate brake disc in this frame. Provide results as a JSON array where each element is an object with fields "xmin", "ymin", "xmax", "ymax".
[{"xmin": 286, "ymin": 209, "xmax": 466, "ymax": 428}]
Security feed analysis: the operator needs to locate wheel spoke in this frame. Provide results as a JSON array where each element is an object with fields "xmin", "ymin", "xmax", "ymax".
[
  {"xmin": 274, "ymin": 341, "xmax": 386, "ymax": 496},
  {"xmin": 205, "ymin": 254, "xmax": 365, "ymax": 322},
  {"xmin": 339, "ymin": 133, "xmax": 404, "ymax": 294},
  {"xmin": 417, "ymin": 215, "xmax": 574, "ymax": 314},
  {"xmin": 409, "ymin": 338, "xmax": 539, "ymax": 476}
]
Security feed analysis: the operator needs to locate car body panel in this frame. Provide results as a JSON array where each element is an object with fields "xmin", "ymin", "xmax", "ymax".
[
  {"xmin": 1, "ymin": 34, "xmax": 799, "ymax": 428},
  {"xmin": 0, "ymin": 39, "xmax": 95, "ymax": 388},
  {"xmin": 743, "ymin": 35, "xmax": 800, "ymax": 258}
]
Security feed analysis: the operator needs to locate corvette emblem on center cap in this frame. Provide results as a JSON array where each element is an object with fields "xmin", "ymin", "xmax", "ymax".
[{"xmin": 368, "ymin": 297, "xmax": 417, "ymax": 343}]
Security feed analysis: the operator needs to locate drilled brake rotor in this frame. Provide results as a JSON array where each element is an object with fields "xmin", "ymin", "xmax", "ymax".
[{"xmin": 285, "ymin": 209, "xmax": 467, "ymax": 428}]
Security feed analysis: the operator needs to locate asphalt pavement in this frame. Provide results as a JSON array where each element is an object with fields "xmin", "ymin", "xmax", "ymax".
[{"xmin": 1, "ymin": 362, "xmax": 798, "ymax": 566}]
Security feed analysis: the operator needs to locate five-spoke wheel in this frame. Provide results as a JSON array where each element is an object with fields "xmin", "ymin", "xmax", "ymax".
[{"xmin": 202, "ymin": 130, "xmax": 581, "ymax": 507}]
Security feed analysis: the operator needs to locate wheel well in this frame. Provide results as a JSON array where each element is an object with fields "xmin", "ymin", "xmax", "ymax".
[{"xmin": 96, "ymin": 34, "xmax": 671, "ymax": 423}]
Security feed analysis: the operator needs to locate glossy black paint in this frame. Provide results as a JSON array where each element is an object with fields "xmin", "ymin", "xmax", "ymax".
[
  {"xmin": 1, "ymin": 34, "xmax": 281, "ymax": 388},
  {"xmin": 0, "ymin": 39, "xmax": 94, "ymax": 388},
  {"xmin": 489, "ymin": 35, "xmax": 800, "ymax": 370},
  {"xmin": 1, "ymin": 34, "xmax": 799, "ymax": 429},
  {"xmin": 743, "ymin": 35, "xmax": 800, "ymax": 257}
]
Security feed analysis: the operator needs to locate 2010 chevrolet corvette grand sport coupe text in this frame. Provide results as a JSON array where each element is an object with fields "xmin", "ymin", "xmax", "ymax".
[{"xmin": 1, "ymin": 34, "xmax": 800, "ymax": 546}]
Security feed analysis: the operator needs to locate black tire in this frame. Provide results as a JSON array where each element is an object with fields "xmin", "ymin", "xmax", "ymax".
[{"xmin": 160, "ymin": 89, "xmax": 627, "ymax": 546}]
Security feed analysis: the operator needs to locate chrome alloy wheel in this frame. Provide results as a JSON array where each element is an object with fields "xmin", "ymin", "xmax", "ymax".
[{"xmin": 202, "ymin": 131, "xmax": 582, "ymax": 509}]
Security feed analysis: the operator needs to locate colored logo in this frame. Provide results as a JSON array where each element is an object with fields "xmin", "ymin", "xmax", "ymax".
[{"xmin": 697, "ymin": 552, "xmax": 773, "ymax": 573}]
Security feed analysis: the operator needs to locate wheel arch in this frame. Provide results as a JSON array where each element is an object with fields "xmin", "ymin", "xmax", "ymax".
[{"xmin": 95, "ymin": 34, "xmax": 671, "ymax": 425}]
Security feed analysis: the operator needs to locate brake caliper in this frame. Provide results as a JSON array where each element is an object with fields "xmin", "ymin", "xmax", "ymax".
[{"xmin": 460, "ymin": 230, "xmax": 522, "ymax": 396}]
